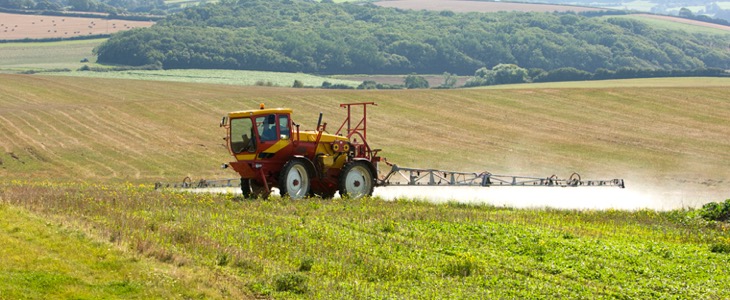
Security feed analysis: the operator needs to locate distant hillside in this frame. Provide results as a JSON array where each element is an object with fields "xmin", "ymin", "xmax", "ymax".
[{"xmin": 93, "ymin": 0, "xmax": 730, "ymax": 75}]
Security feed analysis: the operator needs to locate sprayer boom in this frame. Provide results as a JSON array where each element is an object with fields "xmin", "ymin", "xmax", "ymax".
[{"xmin": 380, "ymin": 164, "xmax": 625, "ymax": 188}]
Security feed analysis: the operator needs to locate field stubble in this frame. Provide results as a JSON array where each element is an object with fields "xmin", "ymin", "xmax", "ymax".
[{"xmin": 1, "ymin": 75, "xmax": 730, "ymax": 207}]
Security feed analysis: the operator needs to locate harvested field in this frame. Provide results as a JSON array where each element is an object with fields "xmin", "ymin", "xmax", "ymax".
[
  {"xmin": 374, "ymin": 0, "xmax": 603, "ymax": 13},
  {"xmin": 0, "ymin": 12, "xmax": 154, "ymax": 40},
  {"xmin": 634, "ymin": 13, "xmax": 730, "ymax": 32},
  {"xmin": 1, "ymin": 75, "xmax": 729, "ymax": 205}
]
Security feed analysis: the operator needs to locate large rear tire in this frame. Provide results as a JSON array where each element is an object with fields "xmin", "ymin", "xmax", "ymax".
[
  {"xmin": 279, "ymin": 160, "xmax": 311, "ymax": 199},
  {"xmin": 338, "ymin": 161, "xmax": 374, "ymax": 199}
]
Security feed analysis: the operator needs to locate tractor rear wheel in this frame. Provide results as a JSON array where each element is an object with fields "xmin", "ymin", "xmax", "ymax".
[
  {"xmin": 279, "ymin": 160, "xmax": 311, "ymax": 199},
  {"xmin": 338, "ymin": 161, "xmax": 374, "ymax": 199}
]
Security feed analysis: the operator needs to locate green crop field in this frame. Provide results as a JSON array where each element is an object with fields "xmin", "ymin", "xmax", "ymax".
[
  {"xmin": 51, "ymin": 69, "xmax": 361, "ymax": 88},
  {"xmin": 0, "ymin": 40, "xmax": 359, "ymax": 87},
  {"xmin": 1, "ymin": 74, "xmax": 730, "ymax": 298},
  {"xmin": 0, "ymin": 39, "xmax": 104, "ymax": 72},
  {"xmin": 611, "ymin": 14, "xmax": 730, "ymax": 35},
  {"xmin": 3, "ymin": 181, "xmax": 729, "ymax": 299}
]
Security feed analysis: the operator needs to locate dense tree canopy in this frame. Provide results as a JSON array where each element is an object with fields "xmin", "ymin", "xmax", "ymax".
[{"xmin": 94, "ymin": 0, "xmax": 730, "ymax": 75}]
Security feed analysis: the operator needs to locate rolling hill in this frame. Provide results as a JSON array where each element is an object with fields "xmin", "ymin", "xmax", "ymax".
[{"xmin": 1, "ymin": 74, "xmax": 729, "ymax": 204}]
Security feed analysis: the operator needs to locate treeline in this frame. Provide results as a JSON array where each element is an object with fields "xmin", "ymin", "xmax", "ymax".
[
  {"xmin": 94, "ymin": 0, "xmax": 730, "ymax": 75},
  {"xmin": 677, "ymin": 7, "xmax": 730, "ymax": 27}
]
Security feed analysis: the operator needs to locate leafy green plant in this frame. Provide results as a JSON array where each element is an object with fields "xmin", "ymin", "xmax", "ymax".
[
  {"xmin": 274, "ymin": 272, "xmax": 308, "ymax": 294},
  {"xmin": 710, "ymin": 242, "xmax": 730, "ymax": 254},
  {"xmin": 699, "ymin": 199, "xmax": 730, "ymax": 222},
  {"xmin": 442, "ymin": 253, "xmax": 479, "ymax": 277},
  {"xmin": 298, "ymin": 257, "xmax": 314, "ymax": 272},
  {"xmin": 216, "ymin": 252, "xmax": 230, "ymax": 266}
]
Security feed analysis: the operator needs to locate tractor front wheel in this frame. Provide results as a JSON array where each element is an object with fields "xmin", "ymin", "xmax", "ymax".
[
  {"xmin": 279, "ymin": 160, "xmax": 311, "ymax": 199},
  {"xmin": 338, "ymin": 161, "xmax": 374, "ymax": 199}
]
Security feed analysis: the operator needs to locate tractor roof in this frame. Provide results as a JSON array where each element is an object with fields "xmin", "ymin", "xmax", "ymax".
[{"xmin": 228, "ymin": 107, "xmax": 293, "ymax": 118}]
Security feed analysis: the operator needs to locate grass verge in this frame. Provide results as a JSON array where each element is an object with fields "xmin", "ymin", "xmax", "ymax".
[{"xmin": 0, "ymin": 194, "xmax": 251, "ymax": 299}]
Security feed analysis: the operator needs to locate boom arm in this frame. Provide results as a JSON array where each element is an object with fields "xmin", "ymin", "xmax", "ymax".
[{"xmin": 380, "ymin": 164, "xmax": 625, "ymax": 188}]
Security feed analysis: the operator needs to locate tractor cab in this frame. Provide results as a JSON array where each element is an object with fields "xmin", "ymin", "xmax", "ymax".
[
  {"xmin": 221, "ymin": 105, "xmax": 295, "ymax": 181},
  {"xmin": 226, "ymin": 108, "xmax": 292, "ymax": 156}
]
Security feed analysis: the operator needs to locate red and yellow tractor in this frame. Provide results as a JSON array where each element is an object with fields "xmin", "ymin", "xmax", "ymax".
[{"xmin": 220, "ymin": 102, "xmax": 382, "ymax": 199}]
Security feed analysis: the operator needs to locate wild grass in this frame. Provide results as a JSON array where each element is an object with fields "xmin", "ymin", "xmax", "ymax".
[{"xmin": 1, "ymin": 181, "xmax": 729, "ymax": 298}]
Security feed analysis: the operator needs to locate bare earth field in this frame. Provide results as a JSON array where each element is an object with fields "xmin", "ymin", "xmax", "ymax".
[
  {"xmin": 374, "ymin": 0, "xmax": 603, "ymax": 13},
  {"xmin": 0, "ymin": 12, "xmax": 154, "ymax": 40}
]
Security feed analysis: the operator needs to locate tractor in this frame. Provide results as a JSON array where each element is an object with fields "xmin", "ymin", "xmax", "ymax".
[{"xmin": 220, "ymin": 102, "xmax": 381, "ymax": 199}]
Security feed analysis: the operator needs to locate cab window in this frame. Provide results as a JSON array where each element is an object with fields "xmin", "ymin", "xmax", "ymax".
[
  {"xmin": 257, "ymin": 115, "xmax": 278, "ymax": 142},
  {"xmin": 257, "ymin": 114, "xmax": 290, "ymax": 142},
  {"xmin": 230, "ymin": 117, "xmax": 255, "ymax": 153},
  {"xmin": 279, "ymin": 115, "xmax": 290, "ymax": 139}
]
